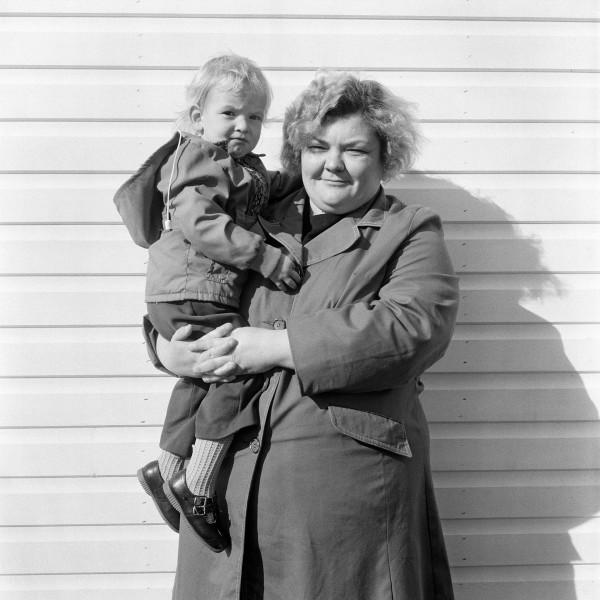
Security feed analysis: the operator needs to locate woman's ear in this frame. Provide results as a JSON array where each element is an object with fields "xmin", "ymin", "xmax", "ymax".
[{"xmin": 190, "ymin": 105, "xmax": 203, "ymax": 135}]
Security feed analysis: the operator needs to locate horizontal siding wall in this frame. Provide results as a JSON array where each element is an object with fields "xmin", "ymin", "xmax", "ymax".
[{"xmin": 0, "ymin": 2, "xmax": 598, "ymax": 599}]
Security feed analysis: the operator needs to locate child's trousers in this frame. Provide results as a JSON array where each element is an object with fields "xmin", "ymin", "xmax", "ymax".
[{"xmin": 147, "ymin": 300, "xmax": 262, "ymax": 458}]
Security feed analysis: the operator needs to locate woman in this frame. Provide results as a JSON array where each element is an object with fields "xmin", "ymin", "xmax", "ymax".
[{"xmin": 146, "ymin": 72, "xmax": 459, "ymax": 600}]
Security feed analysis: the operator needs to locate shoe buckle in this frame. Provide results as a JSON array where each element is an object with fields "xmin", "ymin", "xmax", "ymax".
[{"xmin": 192, "ymin": 496, "xmax": 208, "ymax": 516}]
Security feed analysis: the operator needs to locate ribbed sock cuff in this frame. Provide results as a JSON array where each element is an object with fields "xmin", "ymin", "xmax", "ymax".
[
  {"xmin": 157, "ymin": 450, "xmax": 184, "ymax": 482},
  {"xmin": 186, "ymin": 436, "xmax": 233, "ymax": 497}
]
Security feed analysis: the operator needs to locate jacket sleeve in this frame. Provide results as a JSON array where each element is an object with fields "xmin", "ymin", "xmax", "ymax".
[
  {"xmin": 167, "ymin": 141, "xmax": 282, "ymax": 278},
  {"xmin": 287, "ymin": 207, "xmax": 459, "ymax": 395}
]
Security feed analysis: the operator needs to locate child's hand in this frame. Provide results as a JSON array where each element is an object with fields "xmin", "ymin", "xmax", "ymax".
[{"xmin": 269, "ymin": 254, "xmax": 302, "ymax": 292}]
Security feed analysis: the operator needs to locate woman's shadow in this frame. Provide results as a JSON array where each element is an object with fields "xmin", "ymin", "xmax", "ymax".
[{"xmin": 387, "ymin": 174, "xmax": 599, "ymax": 600}]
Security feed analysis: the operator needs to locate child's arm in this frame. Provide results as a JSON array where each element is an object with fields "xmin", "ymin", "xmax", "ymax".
[
  {"xmin": 267, "ymin": 252, "xmax": 301, "ymax": 291},
  {"xmin": 167, "ymin": 140, "xmax": 285, "ymax": 281}
]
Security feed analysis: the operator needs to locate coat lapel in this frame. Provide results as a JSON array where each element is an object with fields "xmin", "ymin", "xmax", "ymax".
[
  {"xmin": 303, "ymin": 218, "xmax": 359, "ymax": 266},
  {"xmin": 304, "ymin": 187, "xmax": 389, "ymax": 266}
]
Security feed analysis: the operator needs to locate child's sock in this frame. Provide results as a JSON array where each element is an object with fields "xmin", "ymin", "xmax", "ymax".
[
  {"xmin": 158, "ymin": 450, "xmax": 185, "ymax": 482},
  {"xmin": 186, "ymin": 436, "xmax": 233, "ymax": 497}
]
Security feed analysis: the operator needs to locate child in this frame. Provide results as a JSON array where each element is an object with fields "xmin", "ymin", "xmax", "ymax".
[{"xmin": 114, "ymin": 55, "xmax": 301, "ymax": 552}]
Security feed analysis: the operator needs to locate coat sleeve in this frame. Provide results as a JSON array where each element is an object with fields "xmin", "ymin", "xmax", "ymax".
[
  {"xmin": 287, "ymin": 207, "xmax": 459, "ymax": 395},
  {"xmin": 167, "ymin": 141, "xmax": 282, "ymax": 278}
]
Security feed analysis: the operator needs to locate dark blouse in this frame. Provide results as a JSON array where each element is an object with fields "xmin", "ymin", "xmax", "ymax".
[{"xmin": 302, "ymin": 202, "xmax": 344, "ymax": 242}]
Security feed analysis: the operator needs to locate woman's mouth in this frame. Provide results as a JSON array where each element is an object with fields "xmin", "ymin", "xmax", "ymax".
[{"xmin": 321, "ymin": 179, "xmax": 350, "ymax": 185}]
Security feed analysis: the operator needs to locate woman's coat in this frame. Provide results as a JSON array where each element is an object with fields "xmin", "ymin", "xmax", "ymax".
[{"xmin": 147, "ymin": 186, "xmax": 459, "ymax": 599}]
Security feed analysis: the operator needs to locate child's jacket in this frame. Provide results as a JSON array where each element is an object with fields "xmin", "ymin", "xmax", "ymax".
[{"xmin": 115, "ymin": 133, "xmax": 285, "ymax": 307}]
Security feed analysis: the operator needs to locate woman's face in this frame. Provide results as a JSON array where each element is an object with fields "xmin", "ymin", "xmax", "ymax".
[{"xmin": 301, "ymin": 113, "xmax": 384, "ymax": 215}]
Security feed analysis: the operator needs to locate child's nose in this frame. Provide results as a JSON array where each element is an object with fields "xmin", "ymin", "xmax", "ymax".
[{"xmin": 235, "ymin": 116, "xmax": 249, "ymax": 131}]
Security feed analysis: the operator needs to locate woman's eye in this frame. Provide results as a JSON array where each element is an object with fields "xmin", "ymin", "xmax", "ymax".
[
  {"xmin": 250, "ymin": 115, "xmax": 263, "ymax": 121},
  {"xmin": 307, "ymin": 145, "xmax": 326, "ymax": 152},
  {"xmin": 222, "ymin": 111, "xmax": 235, "ymax": 117},
  {"xmin": 347, "ymin": 148, "xmax": 367, "ymax": 155}
]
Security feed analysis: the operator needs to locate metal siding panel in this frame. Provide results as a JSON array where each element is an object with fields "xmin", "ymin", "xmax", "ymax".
[
  {"xmin": 0, "ymin": 573, "xmax": 174, "ymax": 600},
  {"xmin": 1, "ymin": 0, "xmax": 599, "ymax": 19},
  {"xmin": 3, "ymin": 72, "xmax": 599, "ymax": 121},
  {"xmin": 0, "ymin": 526, "xmax": 178, "ymax": 574},
  {"xmin": 0, "ymin": 23, "xmax": 598, "ymax": 70}
]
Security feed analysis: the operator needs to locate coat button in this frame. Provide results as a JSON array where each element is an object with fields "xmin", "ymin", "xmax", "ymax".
[
  {"xmin": 250, "ymin": 439, "xmax": 261, "ymax": 453},
  {"xmin": 273, "ymin": 319, "xmax": 286, "ymax": 330}
]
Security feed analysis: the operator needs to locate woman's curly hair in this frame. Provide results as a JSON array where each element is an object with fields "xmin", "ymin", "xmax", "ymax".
[{"xmin": 281, "ymin": 72, "xmax": 421, "ymax": 181}]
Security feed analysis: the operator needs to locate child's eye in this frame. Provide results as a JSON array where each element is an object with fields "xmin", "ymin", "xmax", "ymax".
[
  {"xmin": 222, "ymin": 111, "xmax": 235, "ymax": 117},
  {"xmin": 250, "ymin": 115, "xmax": 263, "ymax": 121}
]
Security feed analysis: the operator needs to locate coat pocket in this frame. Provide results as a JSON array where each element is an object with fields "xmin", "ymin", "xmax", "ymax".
[{"xmin": 328, "ymin": 405, "xmax": 412, "ymax": 457}]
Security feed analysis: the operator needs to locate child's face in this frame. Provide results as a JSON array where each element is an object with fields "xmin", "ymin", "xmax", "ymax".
[{"xmin": 192, "ymin": 85, "xmax": 267, "ymax": 159}]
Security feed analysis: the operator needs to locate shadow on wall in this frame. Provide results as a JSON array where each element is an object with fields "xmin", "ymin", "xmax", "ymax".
[{"xmin": 388, "ymin": 174, "xmax": 599, "ymax": 600}]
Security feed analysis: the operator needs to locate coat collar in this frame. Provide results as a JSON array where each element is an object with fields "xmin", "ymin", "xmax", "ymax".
[
  {"xmin": 260, "ymin": 186, "xmax": 390, "ymax": 267},
  {"xmin": 303, "ymin": 186, "xmax": 389, "ymax": 265}
]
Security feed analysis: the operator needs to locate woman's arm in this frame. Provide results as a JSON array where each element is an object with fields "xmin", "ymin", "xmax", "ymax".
[
  {"xmin": 189, "ymin": 327, "xmax": 294, "ymax": 383},
  {"xmin": 223, "ymin": 326, "xmax": 294, "ymax": 370},
  {"xmin": 287, "ymin": 206, "xmax": 459, "ymax": 395},
  {"xmin": 144, "ymin": 318, "xmax": 293, "ymax": 382}
]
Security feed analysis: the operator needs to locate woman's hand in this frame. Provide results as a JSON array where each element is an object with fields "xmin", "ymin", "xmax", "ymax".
[
  {"xmin": 200, "ymin": 326, "xmax": 294, "ymax": 383},
  {"xmin": 155, "ymin": 322, "xmax": 239, "ymax": 380},
  {"xmin": 202, "ymin": 327, "xmax": 294, "ymax": 382},
  {"xmin": 155, "ymin": 323, "xmax": 294, "ymax": 383}
]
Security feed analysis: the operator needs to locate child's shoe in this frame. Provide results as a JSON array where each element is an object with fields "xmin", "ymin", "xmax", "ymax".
[
  {"xmin": 163, "ymin": 469, "xmax": 229, "ymax": 552},
  {"xmin": 137, "ymin": 461, "xmax": 181, "ymax": 532}
]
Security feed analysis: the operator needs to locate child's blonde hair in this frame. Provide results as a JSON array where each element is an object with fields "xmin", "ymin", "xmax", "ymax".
[{"xmin": 176, "ymin": 54, "xmax": 272, "ymax": 133}]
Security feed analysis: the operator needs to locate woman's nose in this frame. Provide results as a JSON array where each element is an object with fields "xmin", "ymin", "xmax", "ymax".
[{"xmin": 324, "ymin": 150, "xmax": 344, "ymax": 172}]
